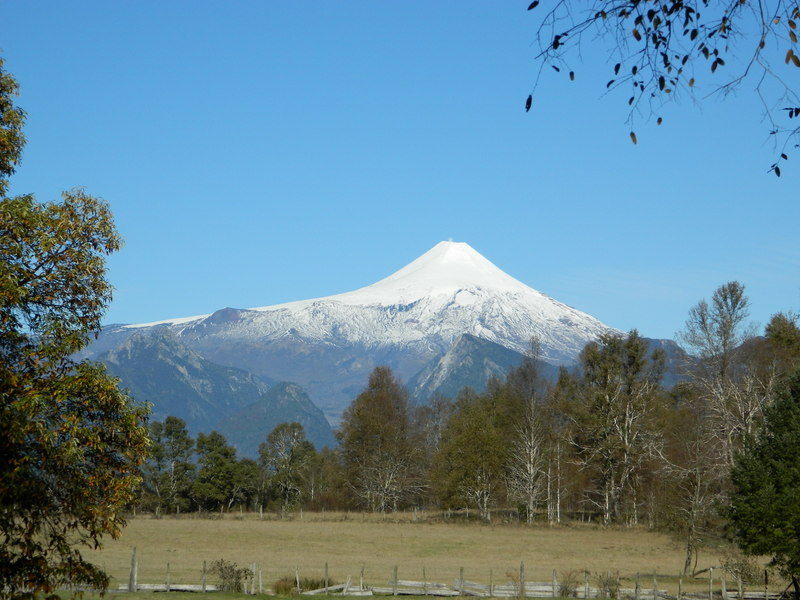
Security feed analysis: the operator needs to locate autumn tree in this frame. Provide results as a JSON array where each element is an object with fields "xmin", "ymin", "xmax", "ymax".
[
  {"xmin": 338, "ymin": 366, "xmax": 424, "ymax": 512},
  {"xmin": 525, "ymin": 1, "xmax": 800, "ymax": 175},
  {"xmin": 0, "ymin": 56, "xmax": 150, "ymax": 596}
]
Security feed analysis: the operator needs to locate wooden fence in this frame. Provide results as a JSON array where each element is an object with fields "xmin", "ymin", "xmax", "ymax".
[{"xmin": 119, "ymin": 549, "xmax": 791, "ymax": 599}]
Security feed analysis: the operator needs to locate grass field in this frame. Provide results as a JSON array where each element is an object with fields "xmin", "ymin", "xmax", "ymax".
[{"xmin": 82, "ymin": 511, "xmax": 742, "ymax": 595}]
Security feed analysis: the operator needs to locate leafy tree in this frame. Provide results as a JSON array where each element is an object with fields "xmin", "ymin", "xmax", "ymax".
[
  {"xmin": 568, "ymin": 330, "xmax": 665, "ymax": 524},
  {"xmin": 338, "ymin": 366, "xmax": 424, "ymax": 512},
  {"xmin": 142, "ymin": 416, "xmax": 195, "ymax": 514},
  {"xmin": 0, "ymin": 57, "xmax": 150, "ymax": 596},
  {"xmin": 259, "ymin": 421, "xmax": 316, "ymax": 511},
  {"xmin": 432, "ymin": 382, "xmax": 518, "ymax": 520},
  {"xmin": 193, "ymin": 431, "xmax": 240, "ymax": 512},
  {"xmin": 728, "ymin": 370, "xmax": 800, "ymax": 596},
  {"xmin": 525, "ymin": 1, "xmax": 800, "ymax": 175}
]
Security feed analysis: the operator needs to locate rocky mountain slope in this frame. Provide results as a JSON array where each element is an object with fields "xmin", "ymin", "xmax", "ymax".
[{"xmin": 94, "ymin": 241, "xmax": 618, "ymax": 423}]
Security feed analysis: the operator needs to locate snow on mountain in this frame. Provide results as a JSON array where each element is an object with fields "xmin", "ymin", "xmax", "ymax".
[{"xmin": 125, "ymin": 241, "xmax": 616, "ymax": 365}]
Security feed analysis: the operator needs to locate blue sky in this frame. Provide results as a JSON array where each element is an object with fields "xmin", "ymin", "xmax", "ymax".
[{"xmin": 2, "ymin": 1, "xmax": 797, "ymax": 342}]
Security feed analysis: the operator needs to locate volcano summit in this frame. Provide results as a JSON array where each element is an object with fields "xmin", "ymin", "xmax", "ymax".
[{"xmin": 94, "ymin": 241, "xmax": 617, "ymax": 424}]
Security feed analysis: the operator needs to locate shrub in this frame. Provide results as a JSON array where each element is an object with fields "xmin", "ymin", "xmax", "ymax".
[
  {"xmin": 274, "ymin": 574, "xmax": 334, "ymax": 595},
  {"xmin": 595, "ymin": 572, "xmax": 620, "ymax": 599},
  {"xmin": 559, "ymin": 570, "xmax": 582, "ymax": 598},
  {"xmin": 209, "ymin": 558, "xmax": 251, "ymax": 592},
  {"xmin": 720, "ymin": 550, "xmax": 762, "ymax": 585}
]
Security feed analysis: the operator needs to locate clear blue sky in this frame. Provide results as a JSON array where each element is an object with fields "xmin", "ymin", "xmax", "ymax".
[{"xmin": 2, "ymin": 2, "xmax": 797, "ymax": 341}]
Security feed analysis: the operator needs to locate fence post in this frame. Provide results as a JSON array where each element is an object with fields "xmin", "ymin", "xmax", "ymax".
[
  {"xmin": 393, "ymin": 566, "xmax": 398, "ymax": 596},
  {"xmin": 489, "ymin": 568, "xmax": 493, "ymax": 598},
  {"xmin": 764, "ymin": 569, "xmax": 769, "ymax": 600},
  {"xmin": 128, "ymin": 547, "xmax": 138, "ymax": 593},
  {"xmin": 737, "ymin": 577, "xmax": 742, "ymax": 600},
  {"xmin": 584, "ymin": 570, "xmax": 589, "ymax": 599},
  {"xmin": 460, "ymin": 567, "xmax": 465, "ymax": 596},
  {"xmin": 361, "ymin": 566, "xmax": 365, "ymax": 591},
  {"xmin": 722, "ymin": 577, "xmax": 728, "ymax": 600},
  {"xmin": 678, "ymin": 574, "xmax": 682, "ymax": 600},
  {"xmin": 635, "ymin": 573, "xmax": 640, "ymax": 600},
  {"xmin": 166, "ymin": 562, "xmax": 171, "ymax": 592},
  {"xmin": 653, "ymin": 575, "xmax": 657, "ymax": 600},
  {"xmin": 423, "ymin": 566, "xmax": 428, "ymax": 596},
  {"xmin": 709, "ymin": 569, "xmax": 714, "ymax": 600},
  {"xmin": 202, "ymin": 560, "xmax": 207, "ymax": 592},
  {"xmin": 325, "ymin": 562, "xmax": 329, "ymax": 593},
  {"xmin": 552, "ymin": 569, "xmax": 557, "ymax": 598}
]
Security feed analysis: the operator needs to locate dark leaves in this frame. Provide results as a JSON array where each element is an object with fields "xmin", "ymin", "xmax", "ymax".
[
  {"xmin": 527, "ymin": 1, "xmax": 539, "ymax": 9},
  {"xmin": 525, "ymin": 95, "xmax": 532, "ymax": 112}
]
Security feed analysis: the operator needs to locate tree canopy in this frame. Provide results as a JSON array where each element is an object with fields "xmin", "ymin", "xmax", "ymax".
[{"xmin": 0, "ymin": 57, "xmax": 149, "ymax": 597}]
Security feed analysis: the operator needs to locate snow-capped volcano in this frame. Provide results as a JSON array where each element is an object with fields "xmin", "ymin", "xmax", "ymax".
[
  {"xmin": 128, "ymin": 241, "xmax": 614, "ymax": 364},
  {"xmin": 103, "ymin": 241, "xmax": 617, "ymax": 422}
]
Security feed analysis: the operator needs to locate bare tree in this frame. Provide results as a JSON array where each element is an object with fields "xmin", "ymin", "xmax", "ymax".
[{"xmin": 526, "ymin": 1, "xmax": 800, "ymax": 175}]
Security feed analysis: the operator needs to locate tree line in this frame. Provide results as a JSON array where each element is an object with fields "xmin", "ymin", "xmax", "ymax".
[{"xmin": 140, "ymin": 282, "xmax": 800, "ymax": 579}]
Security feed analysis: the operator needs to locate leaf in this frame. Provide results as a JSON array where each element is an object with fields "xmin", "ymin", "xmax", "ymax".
[
  {"xmin": 689, "ymin": 77, "xmax": 695, "ymax": 87},
  {"xmin": 552, "ymin": 65, "xmax": 561, "ymax": 72},
  {"xmin": 607, "ymin": 79, "xmax": 615, "ymax": 88},
  {"xmin": 525, "ymin": 95, "xmax": 532, "ymax": 112},
  {"xmin": 633, "ymin": 28, "xmax": 642, "ymax": 41},
  {"xmin": 690, "ymin": 29, "xmax": 698, "ymax": 40},
  {"xmin": 552, "ymin": 35, "xmax": 561, "ymax": 49},
  {"xmin": 787, "ymin": 49, "xmax": 795, "ymax": 64},
  {"xmin": 793, "ymin": 53, "xmax": 800, "ymax": 67},
  {"xmin": 791, "ymin": 31, "xmax": 798, "ymax": 44},
  {"xmin": 628, "ymin": 96, "xmax": 635, "ymax": 105},
  {"xmin": 614, "ymin": 63, "xmax": 621, "ymax": 75},
  {"xmin": 711, "ymin": 60, "xmax": 718, "ymax": 72},
  {"xmin": 781, "ymin": 153, "xmax": 789, "ymax": 160},
  {"xmin": 659, "ymin": 75, "xmax": 665, "ymax": 90},
  {"xmin": 569, "ymin": 71, "xmax": 575, "ymax": 81},
  {"xmin": 527, "ymin": 1, "xmax": 539, "ymax": 9},
  {"xmin": 775, "ymin": 166, "xmax": 781, "ymax": 177},
  {"xmin": 630, "ymin": 131, "xmax": 638, "ymax": 144},
  {"xmin": 657, "ymin": 117, "xmax": 663, "ymax": 125}
]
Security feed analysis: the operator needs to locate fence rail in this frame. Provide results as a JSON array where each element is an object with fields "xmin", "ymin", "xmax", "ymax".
[{"xmin": 120, "ymin": 548, "xmax": 791, "ymax": 599}]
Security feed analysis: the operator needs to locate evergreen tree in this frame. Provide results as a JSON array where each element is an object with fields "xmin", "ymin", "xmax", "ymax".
[{"xmin": 728, "ymin": 371, "xmax": 800, "ymax": 596}]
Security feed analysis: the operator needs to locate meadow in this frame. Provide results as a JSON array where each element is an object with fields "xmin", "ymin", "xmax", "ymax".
[{"xmin": 84, "ymin": 512, "xmax": 730, "ymax": 594}]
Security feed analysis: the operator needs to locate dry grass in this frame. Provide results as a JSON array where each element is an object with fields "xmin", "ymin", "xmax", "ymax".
[{"xmin": 83, "ymin": 512, "xmax": 741, "ymax": 594}]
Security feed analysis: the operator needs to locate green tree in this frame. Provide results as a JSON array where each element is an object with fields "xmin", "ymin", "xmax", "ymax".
[
  {"xmin": 0, "ymin": 57, "xmax": 150, "ymax": 596},
  {"xmin": 568, "ymin": 330, "xmax": 665, "ymax": 525},
  {"xmin": 338, "ymin": 366, "xmax": 424, "ymax": 512},
  {"xmin": 526, "ymin": 1, "xmax": 800, "ymax": 175},
  {"xmin": 193, "ymin": 431, "xmax": 239, "ymax": 512},
  {"xmin": 728, "ymin": 371, "xmax": 800, "ymax": 596},
  {"xmin": 143, "ymin": 416, "xmax": 195, "ymax": 514},
  {"xmin": 259, "ymin": 422, "xmax": 316, "ymax": 511},
  {"xmin": 432, "ymin": 383, "xmax": 516, "ymax": 520}
]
